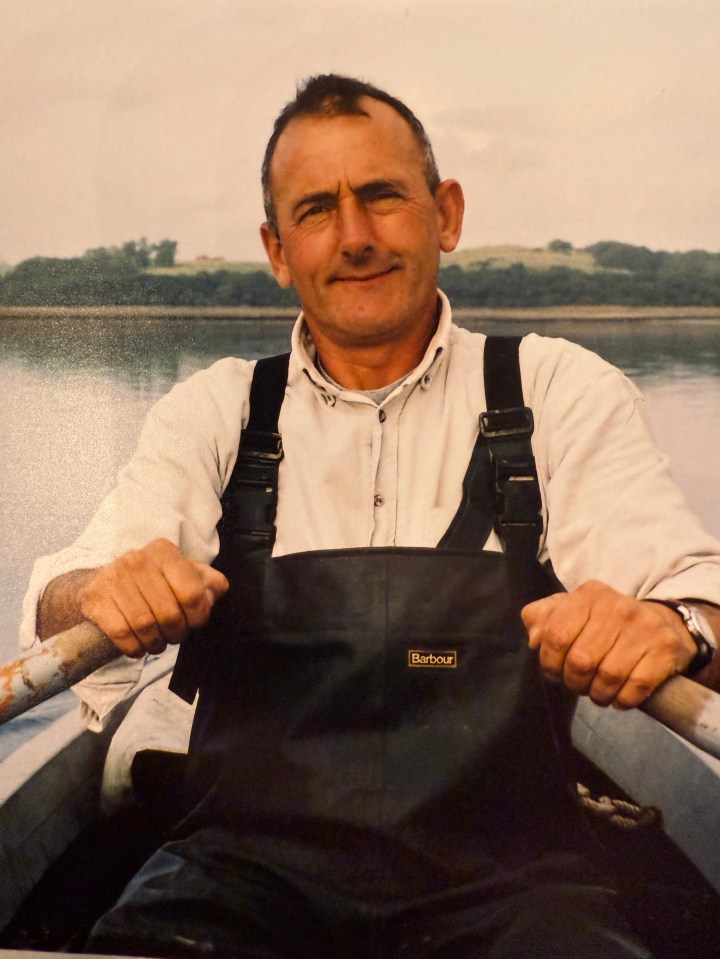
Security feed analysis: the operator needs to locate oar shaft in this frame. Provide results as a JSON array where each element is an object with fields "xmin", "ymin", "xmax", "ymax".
[
  {"xmin": 642, "ymin": 674, "xmax": 720, "ymax": 760},
  {"xmin": 0, "ymin": 622, "xmax": 119, "ymax": 725}
]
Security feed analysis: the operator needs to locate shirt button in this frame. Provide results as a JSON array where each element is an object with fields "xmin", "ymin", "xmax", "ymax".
[
  {"xmin": 374, "ymin": 494, "xmax": 384, "ymax": 507},
  {"xmin": 378, "ymin": 409, "xmax": 386, "ymax": 423}
]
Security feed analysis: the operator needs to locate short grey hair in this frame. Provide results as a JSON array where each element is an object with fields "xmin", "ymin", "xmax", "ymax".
[{"xmin": 261, "ymin": 74, "xmax": 441, "ymax": 235}]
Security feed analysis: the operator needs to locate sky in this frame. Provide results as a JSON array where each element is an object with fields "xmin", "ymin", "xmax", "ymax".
[{"xmin": 2, "ymin": 0, "xmax": 719, "ymax": 266}]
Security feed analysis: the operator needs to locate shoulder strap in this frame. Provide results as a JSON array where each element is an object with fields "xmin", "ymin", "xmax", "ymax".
[
  {"xmin": 480, "ymin": 336, "xmax": 543, "ymax": 557},
  {"xmin": 215, "ymin": 352, "xmax": 290, "ymax": 557},
  {"xmin": 170, "ymin": 352, "xmax": 289, "ymax": 704},
  {"xmin": 439, "ymin": 336, "xmax": 542, "ymax": 558}
]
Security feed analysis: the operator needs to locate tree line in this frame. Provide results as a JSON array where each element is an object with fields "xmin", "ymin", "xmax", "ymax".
[{"xmin": 2, "ymin": 238, "xmax": 720, "ymax": 308}]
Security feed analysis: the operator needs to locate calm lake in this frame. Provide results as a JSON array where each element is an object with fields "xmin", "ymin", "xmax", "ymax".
[{"xmin": 1, "ymin": 309, "xmax": 720, "ymax": 676}]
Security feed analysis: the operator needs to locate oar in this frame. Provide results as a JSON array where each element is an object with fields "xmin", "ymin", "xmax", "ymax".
[
  {"xmin": 2, "ymin": 625, "xmax": 720, "ymax": 763},
  {"xmin": 642, "ymin": 675, "xmax": 720, "ymax": 760},
  {"xmin": 0, "ymin": 621, "xmax": 119, "ymax": 725}
]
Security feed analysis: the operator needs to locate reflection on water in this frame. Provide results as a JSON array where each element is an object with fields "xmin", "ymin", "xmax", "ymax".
[
  {"xmin": 1, "ymin": 313, "xmax": 719, "ymax": 669},
  {"xmin": 0, "ymin": 315, "xmax": 296, "ymax": 387}
]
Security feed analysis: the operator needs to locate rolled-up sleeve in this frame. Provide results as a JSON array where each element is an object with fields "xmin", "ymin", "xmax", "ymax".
[
  {"xmin": 19, "ymin": 356, "xmax": 253, "ymax": 727},
  {"xmin": 524, "ymin": 334, "xmax": 720, "ymax": 603}
]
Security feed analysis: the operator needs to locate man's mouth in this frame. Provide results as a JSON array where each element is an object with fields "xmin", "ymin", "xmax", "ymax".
[{"xmin": 331, "ymin": 265, "xmax": 399, "ymax": 284}]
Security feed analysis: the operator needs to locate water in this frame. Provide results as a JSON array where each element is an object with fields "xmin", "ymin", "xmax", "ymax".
[{"xmin": 1, "ymin": 311, "xmax": 719, "ymax": 751}]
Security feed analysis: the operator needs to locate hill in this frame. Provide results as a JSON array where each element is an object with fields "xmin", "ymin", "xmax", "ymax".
[
  {"xmin": 442, "ymin": 244, "xmax": 600, "ymax": 273},
  {"xmin": 3, "ymin": 239, "xmax": 720, "ymax": 308}
]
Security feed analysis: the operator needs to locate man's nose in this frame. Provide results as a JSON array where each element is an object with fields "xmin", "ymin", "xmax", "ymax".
[{"xmin": 336, "ymin": 197, "xmax": 374, "ymax": 257}]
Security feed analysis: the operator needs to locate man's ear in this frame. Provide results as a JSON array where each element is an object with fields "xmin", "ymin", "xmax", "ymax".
[
  {"xmin": 433, "ymin": 180, "xmax": 465, "ymax": 254},
  {"xmin": 260, "ymin": 222, "xmax": 293, "ymax": 288}
]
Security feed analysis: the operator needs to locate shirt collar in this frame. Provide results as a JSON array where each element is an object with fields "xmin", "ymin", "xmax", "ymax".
[{"xmin": 290, "ymin": 290, "xmax": 452, "ymax": 398}]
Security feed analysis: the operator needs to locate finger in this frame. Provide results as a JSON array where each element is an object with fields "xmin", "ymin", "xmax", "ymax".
[
  {"xmin": 80, "ymin": 566, "xmax": 162, "ymax": 657},
  {"xmin": 132, "ymin": 559, "xmax": 192, "ymax": 646},
  {"xmin": 586, "ymin": 641, "xmax": 645, "ymax": 707},
  {"xmin": 609, "ymin": 650, "xmax": 674, "ymax": 710},
  {"xmin": 194, "ymin": 563, "xmax": 230, "ymax": 603},
  {"xmin": 561, "ymin": 618, "xmax": 621, "ymax": 696},
  {"xmin": 587, "ymin": 604, "xmax": 689, "ymax": 707},
  {"xmin": 84, "ymin": 598, "xmax": 150, "ymax": 659},
  {"xmin": 533, "ymin": 596, "xmax": 592, "ymax": 682},
  {"xmin": 160, "ymin": 558, "xmax": 222, "ymax": 630},
  {"xmin": 110, "ymin": 572, "xmax": 173, "ymax": 656},
  {"xmin": 140, "ymin": 540, "xmax": 227, "ymax": 630},
  {"xmin": 521, "ymin": 593, "xmax": 563, "ymax": 649}
]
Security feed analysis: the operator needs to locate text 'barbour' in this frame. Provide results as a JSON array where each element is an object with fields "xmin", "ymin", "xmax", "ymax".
[{"xmin": 408, "ymin": 650, "xmax": 458, "ymax": 668}]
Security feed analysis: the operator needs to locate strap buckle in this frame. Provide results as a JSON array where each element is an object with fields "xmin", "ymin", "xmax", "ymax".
[
  {"xmin": 479, "ymin": 407, "xmax": 534, "ymax": 439},
  {"xmin": 220, "ymin": 429, "xmax": 284, "ymax": 543},
  {"xmin": 240, "ymin": 430, "xmax": 283, "ymax": 460}
]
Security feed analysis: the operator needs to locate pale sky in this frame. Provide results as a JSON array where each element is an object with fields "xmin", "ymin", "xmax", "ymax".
[{"xmin": 2, "ymin": 0, "xmax": 719, "ymax": 265}]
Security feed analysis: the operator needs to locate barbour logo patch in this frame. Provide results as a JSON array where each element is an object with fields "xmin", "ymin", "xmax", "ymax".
[{"xmin": 408, "ymin": 650, "xmax": 458, "ymax": 669}]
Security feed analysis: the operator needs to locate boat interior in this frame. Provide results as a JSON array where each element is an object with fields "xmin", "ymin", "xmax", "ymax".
[{"xmin": 1, "ymin": 653, "xmax": 720, "ymax": 959}]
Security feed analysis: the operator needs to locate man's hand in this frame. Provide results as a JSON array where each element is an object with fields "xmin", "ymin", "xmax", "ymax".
[
  {"xmin": 521, "ymin": 580, "xmax": 697, "ymax": 709},
  {"xmin": 78, "ymin": 538, "xmax": 229, "ymax": 658}
]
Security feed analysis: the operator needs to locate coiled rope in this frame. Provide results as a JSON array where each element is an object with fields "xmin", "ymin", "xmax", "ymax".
[{"xmin": 577, "ymin": 783, "xmax": 659, "ymax": 830}]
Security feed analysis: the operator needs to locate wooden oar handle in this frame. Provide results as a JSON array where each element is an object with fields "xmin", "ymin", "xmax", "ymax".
[
  {"xmin": 641, "ymin": 673, "xmax": 720, "ymax": 760},
  {"xmin": 0, "ymin": 622, "xmax": 119, "ymax": 726}
]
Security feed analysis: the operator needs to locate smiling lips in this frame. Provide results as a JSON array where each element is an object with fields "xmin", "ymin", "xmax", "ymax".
[{"xmin": 331, "ymin": 265, "xmax": 400, "ymax": 284}]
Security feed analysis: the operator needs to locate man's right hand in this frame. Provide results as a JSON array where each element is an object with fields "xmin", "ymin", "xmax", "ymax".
[{"xmin": 77, "ymin": 538, "xmax": 229, "ymax": 658}]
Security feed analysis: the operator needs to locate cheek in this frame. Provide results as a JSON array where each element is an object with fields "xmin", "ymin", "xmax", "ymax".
[{"xmin": 283, "ymin": 229, "xmax": 332, "ymax": 277}]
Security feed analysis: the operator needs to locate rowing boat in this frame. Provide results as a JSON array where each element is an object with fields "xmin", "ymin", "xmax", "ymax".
[{"xmin": 1, "ymin": 630, "xmax": 720, "ymax": 958}]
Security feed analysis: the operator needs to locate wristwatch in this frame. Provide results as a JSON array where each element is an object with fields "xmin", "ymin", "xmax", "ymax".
[{"xmin": 651, "ymin": 600, "xmax": 718, "ymax": 677}]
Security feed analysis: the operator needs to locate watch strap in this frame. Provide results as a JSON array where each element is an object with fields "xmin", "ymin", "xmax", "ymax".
[{"xmin": 648, "ymin": 599, "xmax": 717, "ymax": 677}]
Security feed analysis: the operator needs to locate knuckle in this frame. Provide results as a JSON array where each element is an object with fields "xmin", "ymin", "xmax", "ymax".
[
  {"xmin": 542, "ymin": 628, "xmax": 568, "ymax": 654},
  {"xmin": 565, "ymin": 648, "xmax": 596, "ymax": 674},
  {"xmin": 133, "ymin": 612, "xmax": 159, "ymax": 637},
  {"xmin": 589, "ymin": 688, "xmax": 613, "ymax": 707},
  {"xmin": 185, "ymin": 598, "xmax": 213, "ymax": 629},
  {"xmin": 595, "ymin": 664, "xmax": 623, "ymax": 687},
  {"xmin": 173, "ymin": 578, "xmax": 203, "ymax": 607},
  {"xmin": 630, "ymin": 677, "xmax": 654, "ymax": 698},
  {"xmin": 161, "ymin": 608, "xmax": 186, "ymax": 633},
  {"xmin": 614, "ymin": 688, "xmax": 642, "ymax": 710},
  {"xmin": 146, "ymin": 637, "xmax": 169, "ymax": 656},
  {"xmin": 106, "ymin": 629, "xmax": 144, "ymax": 658}
]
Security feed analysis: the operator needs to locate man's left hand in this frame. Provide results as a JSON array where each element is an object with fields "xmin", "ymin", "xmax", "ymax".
[{"xmin": 521, "ymin": 580, "xmax": 696, "ymax": 709}]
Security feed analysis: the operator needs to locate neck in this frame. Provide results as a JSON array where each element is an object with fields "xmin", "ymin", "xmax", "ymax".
[
  {"xmin": 314, "ymin": 343, "xmax": 428, "ymax": 390},
  {"xmin": 307, "ymin": 304, "xmax": 440, "ymax": 391}
]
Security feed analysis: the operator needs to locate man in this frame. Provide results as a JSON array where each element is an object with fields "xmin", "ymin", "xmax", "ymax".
[{"xmin": 26, "ymin": 75, "xmax": 720, "ymax": 957}]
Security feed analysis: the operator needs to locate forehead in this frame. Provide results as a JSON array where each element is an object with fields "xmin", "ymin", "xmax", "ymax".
[{"xmin": 269, "ymin": 97, "xmax": 427, "ymax": 200}]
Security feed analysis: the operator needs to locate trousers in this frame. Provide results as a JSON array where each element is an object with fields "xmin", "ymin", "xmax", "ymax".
[{"xmin": 87, "ymin": 825, "xmax": 652, "ymax": 959}]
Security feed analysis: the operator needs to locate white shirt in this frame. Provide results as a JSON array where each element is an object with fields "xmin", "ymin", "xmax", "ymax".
[{"xmin": 20, "ymin": 292, "xmax": 720, "ymax": 727}]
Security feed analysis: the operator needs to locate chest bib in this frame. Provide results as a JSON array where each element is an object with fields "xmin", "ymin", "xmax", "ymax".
[{"xmin": 170, "ymin": 338, "xmax": 591, "ymax": 901}]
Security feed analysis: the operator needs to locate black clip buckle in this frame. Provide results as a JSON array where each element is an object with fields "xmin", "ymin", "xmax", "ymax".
[
  {"xmin": 240, "ymin": 430, "xmax": 284, "ymax": 461},
  {"xmin": 479, "ymin": 407, "xmax": 534, "ymax": 439}
]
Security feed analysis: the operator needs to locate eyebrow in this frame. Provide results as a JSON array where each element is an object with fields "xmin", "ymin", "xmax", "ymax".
[
  {"xmin": 291, "ymin": 191, "xmax": 337, "ymax": 219},
  {"xmin": 291, "ymin": 179, "xmax": 407, "ymax": 219}
]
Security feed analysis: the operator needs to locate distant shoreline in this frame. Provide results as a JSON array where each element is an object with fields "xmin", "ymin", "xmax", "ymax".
[{"xmin": 2, "ymin": 304, "xmax": 720, "ymax": 321}]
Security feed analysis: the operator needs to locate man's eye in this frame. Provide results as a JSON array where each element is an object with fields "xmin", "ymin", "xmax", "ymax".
[
  {"xmin": 299, "ymin": 203, "xmax": 330, "ymax": 222},
  {"xmin": 370, "ymin": 192, "xmax": 403, "ymax": 209}
]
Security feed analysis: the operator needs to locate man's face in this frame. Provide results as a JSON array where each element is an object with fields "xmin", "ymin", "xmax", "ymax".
[{"xmin": 261, "ymin": 97, "xmax": 463, "ymax": 354}]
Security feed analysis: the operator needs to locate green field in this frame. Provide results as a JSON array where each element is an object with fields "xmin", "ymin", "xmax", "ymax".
[
  {"xmin": 147, "ymin": 259, "xmax": 272, "ymax": 276},
  {"xmin": 149, "ymin": 244, "xmax": 600, "ymax": 277},
  {"xmin": 442, "ymin": 244, "xmax": 600, "ymax": 273}
]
